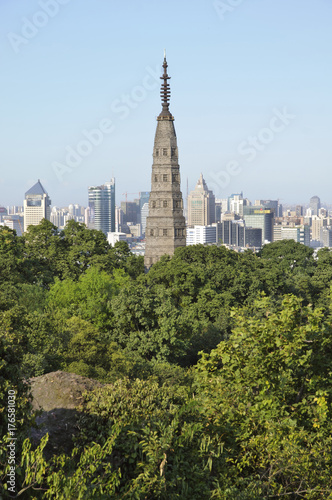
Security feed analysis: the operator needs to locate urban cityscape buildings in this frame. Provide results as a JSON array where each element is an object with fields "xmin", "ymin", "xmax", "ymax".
[
  {"xmin": 5, "ymin": 175, "xmax": 332, "ymax": 258},
  {"xmin": 3, "ymin": 52, "xmax": 332, "ymax": 261}
]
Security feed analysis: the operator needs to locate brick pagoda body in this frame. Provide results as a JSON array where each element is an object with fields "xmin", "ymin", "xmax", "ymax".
[{"xmin": 144, "ymin": 54, "xmax": 186, "ymax": 268}]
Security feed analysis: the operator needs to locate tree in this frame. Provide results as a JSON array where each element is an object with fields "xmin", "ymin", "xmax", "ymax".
[
  {"xmin": 0, "ymin": 226, "xmax": 24, "ymax": 285},
  {"xmin": 22, "ymin": 219, "xmax": 63, "ymax": 286},
  {"xmin": 47, "ymin": 267, "xmax": 127, "ymax": 332},
  {"xmin": 60, "ymin": 220, "xmax": 108, "ymax": 280},
  {"xmin": 0, "ymin": 321, "xmax": 35, "ymax": 497},
  {"xmin": 16, "ymin": 378, "xmax": 220, "ymax": 499},
  {"xmin": 90, "ymin": 240, "xmax": 145, "ymax": 279},
  {"xmin": 63, "ymin": 317, "xmax": 113, "ymax": 380},
  {"xmin": 20, "ymin": 310, "xmax": 67, "ymax": 378},
  {"xmin": 196, "ymin": 294, "xmax": 332, "ymax": 498},
  {"xmin": 311, "ymin": 247, "xmax": 332, "ymax": 308}
]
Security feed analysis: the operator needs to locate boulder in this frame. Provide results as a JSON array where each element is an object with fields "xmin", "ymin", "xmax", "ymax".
[{"xmin": 29, "ymin": 370, "xmax": 102, "ymax": 458}]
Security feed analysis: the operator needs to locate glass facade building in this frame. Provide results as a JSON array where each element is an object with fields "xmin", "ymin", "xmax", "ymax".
[{"xmin": 88, "ymin": 178, "xmax": 115, "ymax": 235}]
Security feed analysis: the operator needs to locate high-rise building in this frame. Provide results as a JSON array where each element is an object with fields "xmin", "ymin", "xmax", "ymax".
[
  {"xmin": 107, "ymin": 232, "xmax": 127, "ymax": 246},
  {"xmin": 139, "ymin": 192, "xmax": 150, "ymax": 210},
  {"xmin": 214, "ymin": 199, "xmax": 227, "ymax": 222},
  {"xmin": 186, "ymin": 225, "xmax": 217, "ymax": 246},
  {"xmin": 243, "ymin": 206, "xmax": 274, "ymax": 243},
  {"xmin": 244, "ymin": 227, "xmax": 263, "ymax": 248},
  {"xmin": 0, "ymin": 207, "xmax": 7, "ymax": 223},
  {"xmin": 88, "ymin": 178, "xmax": 115, "ymax": 235},
  {"xmin": 2, "ymin": 215, "xmax": 24, "ymax": 236},
  {"xmin": 217, "ymin": 220, "xmax": 262, "ymax": 248},
  {"xmin": 255, "ymin": 199, "xmax": 279, "ymax": 217},
  {"xmin": 274, "ymin": 225, "xmax": 310, "ymax": 246},
  {"xmin": 310, "ymin": 196, "xmax": 321, "ymax": 216},
  {"xmin": 187, "ymin": 174, "xmax": 215, "ymax": 227},
  {"xmin": 144, "ymin": 53, "xmax": 186, "ymax": 268},
  {"xmin": 115, "ymin": 206, "xmax": 124, "ymax": 232},
  {"xmin": 321, "ymin": 227, "xmax": 332, "ymax": 247},
  {"xmin": 295, "ymin": 205, "xmax": 304, "ymax": 217},
  {"xmin": 230, "ymin": 193, "xmax": 246, "ymax": 217},
  {"xmin": 7, "ymin": 206, "xmax": 23, "ymax": 216},
  {"xmin": 23, "ymin": 180, "xmax": 51, "ymax": 232},
  {"xmin": 319, "ymin": 208, "xmax": 328, "ymax": 218},
  {"xmin": 121, "ymin": 201, "xmax": 140, "ymax": 225},
  {"xmin": 50, "ymin": 207, "xmax": 65, "ymax": 229},
  {"xmin": 84, "ymin": 207, "xmax": 91, "ymax": 227},
  {"xmin": 141, "ymin": 202, "xmax": 149, "ymax": 235},
  {"xmin": 311, "ymin": 215, "xmax": 327, "ymax": 241}
]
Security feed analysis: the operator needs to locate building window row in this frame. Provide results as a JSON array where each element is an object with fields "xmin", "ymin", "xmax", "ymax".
[
  {"xmin": 149, "ymin": 228, "xmax": 184, "ymax": 237},
  {"xmin": 155, "ymin": 148, "xmax": 177, "ymax": 157},
  {"xmin": 154, "ymin": 173, "xmax": 180, "ymax": 183},
  {"xmin": 150, "ymin": 229, "xmax": 168, "ymax": 237},
  {"xmin": 151, "ymin": 200, "xmax": 168, "ymax": 208},
  {"xmin": 150, "ymin": 199, "xmax": 182, "ymax": 209},
  {"xmin": 154, "ymin": 174, "xmax": 169, "ymax": 182}
]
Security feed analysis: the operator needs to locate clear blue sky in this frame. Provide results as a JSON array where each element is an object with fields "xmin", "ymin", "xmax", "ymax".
[{"xmin": 1, "ymin": 0, "xmax": 331, "ymax": 207}]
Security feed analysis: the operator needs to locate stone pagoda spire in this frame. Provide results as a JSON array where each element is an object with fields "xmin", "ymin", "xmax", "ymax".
[
  {"xmin": 144, "ymin": 52, "xmax": 186, "ymax": 268},
  {"xmin": 159, "ymin": 49, "xmax": 173, "ymax": 120}
]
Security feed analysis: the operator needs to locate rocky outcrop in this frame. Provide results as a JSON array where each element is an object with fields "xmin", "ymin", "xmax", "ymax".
[{"xmin": 29, "ymin": 371, "xmax": 102, "ymax": 458}]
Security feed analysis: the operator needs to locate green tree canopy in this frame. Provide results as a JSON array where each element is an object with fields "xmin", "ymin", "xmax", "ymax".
[{"xmin": 196, "ymin": 294, "xmax": 332, "ymax": 498}]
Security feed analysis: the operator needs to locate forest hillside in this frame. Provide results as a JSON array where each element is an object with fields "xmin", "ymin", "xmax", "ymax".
[{"xmin": 1, "ymin": 220, "xmax": 332, "ymax": 498}]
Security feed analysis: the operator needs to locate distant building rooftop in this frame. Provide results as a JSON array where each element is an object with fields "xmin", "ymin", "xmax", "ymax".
[{"xmin": 25, "ymin": 180, "xmax": 48, "ymax": 197}]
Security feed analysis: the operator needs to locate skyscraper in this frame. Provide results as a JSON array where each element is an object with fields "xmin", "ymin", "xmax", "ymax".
[
  {"xmin": 88, "ymin": 178, "xmax": 115, "ymax": 235},
  {"xmin": 144, "ymin": 53, "xmax": 186, "ymax": 268},
  {"xmin": 121, "ymin": 201, "xmax": 140, "ymax": 225},
  {"xmin": 139, "ymin": 192, "xmax": 150, "ymax": 210},
  {"xmin": 141, "ymin": 202, "xmax": 149, "ymax": 235},
  {"xmin": 309, "ymin": 196, "xmax": 321, "ymax": 217},
  {"xmin": 187, "ymin": 174, "xmax": 215, "ymax": 227},
  {"xmin": 23, "ymin": 180, "xmax": 51, "ymax": 232},
  {"xmin": 243, "ymin": 206, "xmax": 274, "ymax": 243}
]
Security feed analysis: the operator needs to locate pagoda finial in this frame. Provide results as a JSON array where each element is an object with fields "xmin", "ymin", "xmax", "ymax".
[{"xmin": 158, "ymin": 51, "xmax": 173, "ymax": 120}]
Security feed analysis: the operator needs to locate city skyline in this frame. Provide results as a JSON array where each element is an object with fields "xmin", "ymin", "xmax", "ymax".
[
  {"xmin": 1, "ymin": 184, "xmax": 331, "ymax": 213},
  {"xmin": 1, "ymin": 1, "xmax": 332, "ymax": 207}
]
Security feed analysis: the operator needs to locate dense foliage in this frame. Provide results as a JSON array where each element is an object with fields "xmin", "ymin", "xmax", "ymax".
[{"xmin": 1, "ymin": 221, "xmax": 332, "ymax": 498}]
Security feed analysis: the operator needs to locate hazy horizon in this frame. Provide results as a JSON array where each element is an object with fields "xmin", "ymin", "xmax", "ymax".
[{"xmin": 1, "ymin": 0, "xmax": 331, "ymax": 207}]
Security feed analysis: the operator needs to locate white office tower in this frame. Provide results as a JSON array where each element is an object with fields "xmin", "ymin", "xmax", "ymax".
[
  {"xmin": 186, "ymin": 225, "xmax": 217, "ymax": 246},
  {"xmin": 24, "ymin": 180, "xmax": 51, "ymax": 232}
]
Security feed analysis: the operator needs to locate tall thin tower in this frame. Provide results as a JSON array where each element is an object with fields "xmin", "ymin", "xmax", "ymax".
[
  {"xmin": 88, "ymin": 178, "xmax": 115, "ymax": 235},
  {"xmin": 144, "ymin": 52, "xmax": 186, "ymax": 268}
]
